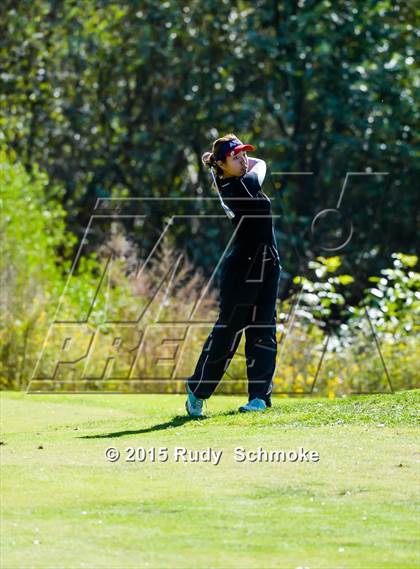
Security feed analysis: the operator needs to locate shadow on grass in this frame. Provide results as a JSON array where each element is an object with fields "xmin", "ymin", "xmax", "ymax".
[{"xmin": 79, "ymin": 409, "xmax": 240, "ymax": 439}]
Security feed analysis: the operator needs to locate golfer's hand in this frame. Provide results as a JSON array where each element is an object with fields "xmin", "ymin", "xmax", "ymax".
[
  {"xmin": 247, "ymin": 157, "xmax": 260, "ymax": 172},
  {"xmin": 201, "ymin": 152, "xmax": 212, "ymax": 167}
]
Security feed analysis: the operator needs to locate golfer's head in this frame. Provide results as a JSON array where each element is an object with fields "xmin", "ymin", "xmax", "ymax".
[{"xmin": 202, "ymin": 133, "xmax": 255, "ymax": 179}]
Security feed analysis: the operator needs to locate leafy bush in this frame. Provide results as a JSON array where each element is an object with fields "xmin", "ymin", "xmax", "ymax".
[
  {"xmin": 1, "ymin": 148, "xmax": 418, "ymax": 395},
  {"xmin": 0, "ymin": 146, "xmax": 103, "ymax": 388},
  {"xmin": 256, "ymin": 254, "xmax": 419, "ymax": 397},
  {"xmin": 292, "ymin": 255, "xmax": 354, "ymax": 329},
  {"xmin": 348, "ymin": 253, "xmax": 419, "ymax": 339},
  {"xmin": 1, "ymin": 146, "xmax": 69, "ymax": 386}
]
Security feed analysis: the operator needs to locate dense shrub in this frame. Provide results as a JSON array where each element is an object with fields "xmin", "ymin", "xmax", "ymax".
[{"xmin": 1, "ymin": 151, "xmax": 418, "ymax": 395}]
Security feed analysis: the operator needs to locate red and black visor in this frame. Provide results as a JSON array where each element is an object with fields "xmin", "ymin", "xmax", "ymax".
[{"xmin": 214, "ymin": 138, "xmax": 255, "ymax": 162}]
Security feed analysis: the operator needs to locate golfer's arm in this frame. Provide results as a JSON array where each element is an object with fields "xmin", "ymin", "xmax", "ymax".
[{"xmin": 247, "ymin": 157, "xmax": 267, "ymax": 186}]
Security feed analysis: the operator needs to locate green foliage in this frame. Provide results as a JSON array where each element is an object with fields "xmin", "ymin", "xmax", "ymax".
[
  {"xmin": 335, "ymin": 252, "xmax": 420, "ymax": 393},
  {"xmin": 349, "ymin": 252, "xmax": 419, "ymax": 337},
  {"xmin": 1, "ymin": 146, "xmax": 70, "ymax": 291},
  {"xmin": 292, "ymin": 255, "xmax": 354, "ymax": 327},
  {"xmin": 0, "ymin": 2, "xmax": 418, "ymax": 394},
  {"xmin": 280, "ymin": 253, "xmax": 419, "ymax": 395},
  {"xmin": 0, "ymin": 147, "xmax": 102, "ymax": 387},
  {"xmin": 0, "ymin": 0, "xmax": 417, "ymax": 279},
  {"xmin": 1, "ymin": 146, "xmax": 66, "ymax": 384}
]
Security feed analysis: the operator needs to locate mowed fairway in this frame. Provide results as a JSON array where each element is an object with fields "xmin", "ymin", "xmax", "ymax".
[{"xmin": 1, "ymin": 389, "xmax": 419, "ymax": 569}]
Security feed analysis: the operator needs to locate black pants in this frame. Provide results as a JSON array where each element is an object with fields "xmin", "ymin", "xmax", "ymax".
[{"xmin": 187, "ymin": 245, "xmax": 281, "ymax": 401}]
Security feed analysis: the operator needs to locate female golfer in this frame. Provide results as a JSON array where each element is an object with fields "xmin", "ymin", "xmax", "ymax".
[{"xmin": 185, "ymin": 133, "xmax": 282, "ymax": 416}]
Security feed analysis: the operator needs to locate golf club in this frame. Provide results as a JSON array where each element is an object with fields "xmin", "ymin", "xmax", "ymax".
[{"xmin": 201, "ymin": 152, "xmax": 235, "ymax": 220}]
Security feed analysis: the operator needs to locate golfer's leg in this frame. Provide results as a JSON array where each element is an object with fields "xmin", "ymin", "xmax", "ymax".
[
  {"xmin": 244, "ymin": 259, "xmax": 281, "ymax": 401},
  {"xmin": 187, "ymin": 309, "xmax": 248, "ymax": 399},
  {"xmin": 187, "ymin": 261, "xmax": 258, "ymax": 400}
]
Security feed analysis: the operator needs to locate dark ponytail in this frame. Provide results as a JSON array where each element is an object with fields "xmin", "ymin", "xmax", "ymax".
[
  {"xmin": 201, "ymin": 151, "xmax": 223, "ymax": 178},
  {"xmin": 201, "ymin": 132, "xmax": 238, "ymax": 179}
]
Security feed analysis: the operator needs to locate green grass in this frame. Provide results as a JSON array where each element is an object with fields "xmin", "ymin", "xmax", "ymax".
[{"xmin": 1, "ymin": 389, "xmax": 419, "ymax": 569}]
